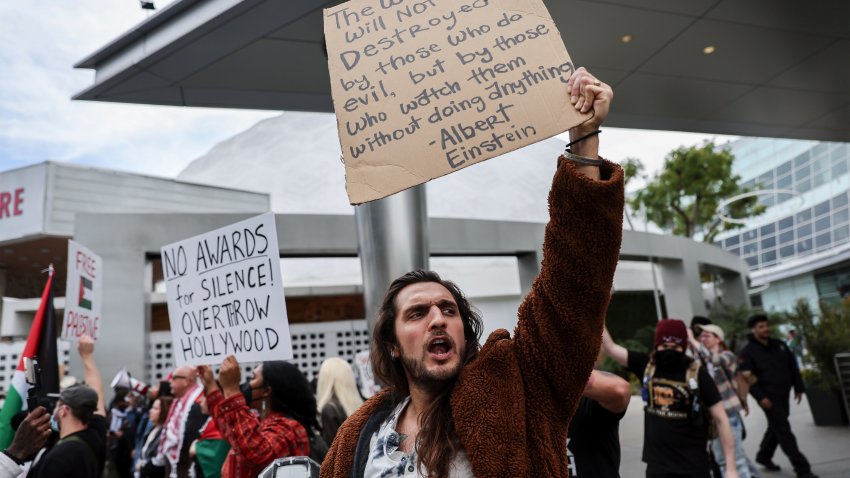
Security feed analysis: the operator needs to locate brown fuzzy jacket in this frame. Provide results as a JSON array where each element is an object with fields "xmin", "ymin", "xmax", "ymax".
[{"xmin": 320, "ymin": 157, "xmax": 624, "ymax": 477}]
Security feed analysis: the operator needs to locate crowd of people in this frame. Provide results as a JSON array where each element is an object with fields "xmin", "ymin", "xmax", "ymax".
[{"xmin": 0, "ymin": 68, "xmax": 823, "ymax": 478}]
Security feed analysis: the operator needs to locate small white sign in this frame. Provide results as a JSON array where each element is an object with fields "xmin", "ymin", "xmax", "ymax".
[
  {"xmin": 63, "ymin": 240, "xmax": 103, "ymax": 341},
  {"xmin": 160, "ymin": 213, "xmax": 293, "ymax": 366}
]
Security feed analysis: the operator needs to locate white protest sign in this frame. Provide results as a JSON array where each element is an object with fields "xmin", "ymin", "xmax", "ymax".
[
  {"xmin": 63, "ymin": 240, "xmax": 103, "ymax": 340},
  {"xmin": 325, "ymin": 0, "xmax": 591, "ymax": 204},
  {"xmin": 160, "ymin": 213, "xmax": 293, "ymax": 366}
]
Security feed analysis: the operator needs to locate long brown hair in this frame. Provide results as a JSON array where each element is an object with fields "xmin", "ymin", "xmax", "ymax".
[{"xmin": 371, "ymin": 270, "xmax": 482, "ymax": 478}]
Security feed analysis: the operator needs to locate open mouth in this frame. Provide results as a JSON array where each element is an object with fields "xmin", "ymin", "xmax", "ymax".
[{"xmin": 427, "ymin": 336, "xmax": 454, "ymax": 361}]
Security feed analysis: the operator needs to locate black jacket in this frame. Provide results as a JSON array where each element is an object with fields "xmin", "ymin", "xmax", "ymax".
[{"xmin": 738, "ymin": 334, "xmax": 804, "ymax": 402}]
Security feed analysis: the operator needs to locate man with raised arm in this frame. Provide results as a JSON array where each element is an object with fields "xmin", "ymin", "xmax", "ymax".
[
  {"xmin": 28, "ymin": 335, "xmax": 108, "ymax": 478},
  {"xmin": 321, "ymin": 68, "xmax": 624, "ymax": 478},
  {"xmin": 602, "ymin": 321, "xmax": 740, "ymax": 478}
]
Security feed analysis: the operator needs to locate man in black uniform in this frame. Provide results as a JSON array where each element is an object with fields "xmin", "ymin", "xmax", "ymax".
[
  {"xmin": 567, "ymin": 369, "xmax": 631, "ymax": 477},
  {"xmin": 738, "ymin": 314, "xmax": 818, "ymax": 478}
]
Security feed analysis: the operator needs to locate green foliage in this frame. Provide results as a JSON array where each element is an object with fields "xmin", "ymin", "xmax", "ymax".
[
  {"xmin": 631, "ymin": 142, "xmax": 765, "ymax": 242},
  {"xmin": 783, "ymin": 299, "xmax": 850, "ymax": 388},
  {"xmin": 620, "ymin": 157, "xmax": 645, "ymax": 189}
]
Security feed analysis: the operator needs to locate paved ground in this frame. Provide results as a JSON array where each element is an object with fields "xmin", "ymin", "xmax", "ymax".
[{"xmin": 619, "ymin": 395, "xmax": 850, "ymax": 477}]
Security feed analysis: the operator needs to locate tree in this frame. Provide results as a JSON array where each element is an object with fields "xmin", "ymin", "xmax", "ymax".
[{"xmin": 631, "ymin": 141, "xmax": 765, "ymax": 242}]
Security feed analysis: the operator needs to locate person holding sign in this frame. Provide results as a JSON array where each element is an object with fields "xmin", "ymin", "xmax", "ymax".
[
  {"xmin": 197, "ymin": 356, "xmax": 316, "ymax": 478},
  {"xmin": 321, "ymin": 68, "xmax": 623, "ymax": 478}
]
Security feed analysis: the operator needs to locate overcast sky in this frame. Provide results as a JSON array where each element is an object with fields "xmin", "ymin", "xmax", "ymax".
[{"xmin": 0, "ymin": 0, "xmax": 737, "ymax": 188}]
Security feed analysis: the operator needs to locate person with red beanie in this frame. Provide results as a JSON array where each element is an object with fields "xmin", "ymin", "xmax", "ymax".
[{"xmin": 602, "ymin": 319, "xmax": 740, "ymax": 478}]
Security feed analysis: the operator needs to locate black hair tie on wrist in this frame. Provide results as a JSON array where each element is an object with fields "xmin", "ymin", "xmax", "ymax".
[{"xmin": 564, "ymin": 129, "xmax": 601, "ymax": 152}]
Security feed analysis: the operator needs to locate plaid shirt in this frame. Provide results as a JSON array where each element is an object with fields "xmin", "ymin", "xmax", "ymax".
[
  {"xmin": 207, "ymin": 389, "xmax": 310, "ymax": 478},
  {"xmin": 696, "ymin": 344, "xmax": 743, "ymax": 415}
]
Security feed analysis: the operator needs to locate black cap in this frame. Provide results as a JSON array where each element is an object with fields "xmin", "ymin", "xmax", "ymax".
[
  {"xmin": 747, "ymin": 314, "xmax": 769, "ymax": 328},
  {"xmin": 59, "ymin": 385, "xmax": 98, "ymax": 417}
]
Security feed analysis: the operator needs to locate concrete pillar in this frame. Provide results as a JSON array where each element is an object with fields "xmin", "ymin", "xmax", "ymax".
[
  {"xmin": 658, "ymin": 258, "xmax": 707, "ymax": 320},
  {"xmin": 355, "ymin": 186, "xmax": 429, "ymax": 331},
  {"xmin": 717, "ymin": 271, "xmax": 750, "ymax": 308},
  {"xmin": 0, "ymin": 268, "xmax": 6, "ymax": 320},
  {"xmin": 70, "ymin": 228, "xmax": 148, "ymax": 395}
]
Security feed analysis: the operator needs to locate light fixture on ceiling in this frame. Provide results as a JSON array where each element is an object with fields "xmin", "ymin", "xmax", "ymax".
[
  {"xmin": 621, "ymin": 35, "xmax": 633, "ymax": 44},
  {"xmin": 703, "ymin": 45, "xmax": 716, "ymax": 55},
  {"xmin": 140, "ymin": 1, "xmax": 155, "ymax": 10}
]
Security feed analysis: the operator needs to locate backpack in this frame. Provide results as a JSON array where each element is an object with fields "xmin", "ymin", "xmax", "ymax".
[
  {"xmin": 641, "ymin": 359, "xmax": 715, "ymax": 436},
  {"xmin": 307, "ymin": 424, "xmax": 329, "ymax": 464}
]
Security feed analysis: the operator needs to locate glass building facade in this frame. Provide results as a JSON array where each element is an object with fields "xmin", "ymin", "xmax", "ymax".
[{"xmin": 715, "ymin": 138, "xmax": 850, "ymax": 311}]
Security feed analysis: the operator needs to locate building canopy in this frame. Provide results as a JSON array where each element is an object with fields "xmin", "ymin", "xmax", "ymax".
[{"xmin": 74, "ymin": 0, "xmax": 850, "ymax": 142}]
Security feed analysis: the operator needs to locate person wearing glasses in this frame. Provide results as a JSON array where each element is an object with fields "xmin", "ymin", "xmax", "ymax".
[{"xmin": 158, "ymin": 367, "xmax": 206, "ymax": 478}]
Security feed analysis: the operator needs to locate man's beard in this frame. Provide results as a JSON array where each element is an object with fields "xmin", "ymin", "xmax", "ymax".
[{"xmin": 400, "ymin": 344, "xmax": 463, "ymax": 393}]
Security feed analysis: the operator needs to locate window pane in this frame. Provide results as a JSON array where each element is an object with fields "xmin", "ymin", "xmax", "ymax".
[
  {"xmin": 795, "ymin": 163, "xmax": 811, "ymax": 179},
  {"xmin": 833, "ymin": 161, "xmax": 848, "ymax": 177},
  {"xmin": 777, "ymin": 160, "xmax": 792, "ymax": 176},
  {"xmin": 780, "ymin": 245, "xmax": 795, "ymax": 258},
  {"xmin": 815, "ymin": 232, "xmax": 831, "ymax": 249},
  {"xmin": 833, "ymin": 193, "xmax": 848, "ymax": 209},
  {"xmin": 761, "ymin": 236, "xmax": 776, "ymax": 248},
  {"xmin": 796, "ymin": 177, "xmax": 811, "ymax": 193},
  {"xmin": 797, "ymin": 238, "xmax": 813, "ymax": 254},
  {"xmin": 743, "ymin": 242, "xmax": 758, "ymax": 255},
  {"xmin": 729, "ymin": 248, "xmax": 741, "ymax": 256},
  {"xmin": 760, "ymin": 223, "xmax": 776, "ymax": 235},
  {"xmin": 798, "ymin": 223, "xmax": 812, "ymax": 237},
  {"xmin": 762, "ymin": 195, "xmax": 775, "ymax": 207},
  {"xmin": 745, "ymin": 256, "xmax": 758, "ymax": 267},
  {"xmin": 779, "ymin": 230, "xmax": 795, "ymax": 244},
  {"xmin": 831, "ymin": 144, "xmax": 847, "ymax": 162},
  {"xmin": 743, "ymin": 229, "xmax": 758, "ymax": 241},
  {"xmin": 813, "ymin": 171, "xmax": 828, "ymax": 188},
  {"xmin": 833, "ymin": 208, "xmax": 849, "ymax": 225},
  {"xmin": 776, "ymin": 174, "xmax": 792, "ymax": 189},
  {"xmin": 762, "ymin": 250, "xmax": 776, "ymax": 263},
  {"xmin": 758, "ymin": 171, "xmax": 774, "ymax": 186},
  {"xmin": 835, "ymin": 225, "xmax": 850, "ymax": 243},
  {"xmin": 815, "ymin": 200, "xmax": 831, "ymax": 217},
  {"xmin": 797, "ymin": 209, "xmax": 812, "ymax": 222},
  {"xmin": 794, "ymin": 152, "xmax": 809, "ymax": 167},
  {"xmin": 815, "ymin": 216, "xmax": 831, "ymax": 232},
  {"xmin": 779, "ymin": 216, "xmax": 794, "ymax": 230},
  {"xmin": 725, "ymin": 235, "xmax": 740, "ymax": 247}
]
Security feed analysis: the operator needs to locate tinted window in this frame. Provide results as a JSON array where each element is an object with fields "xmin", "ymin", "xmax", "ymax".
[
  {"xmin": 833, "ymin": 208, "xmax": 849, "ymax": 225},
  {"xmin": 760, "ymin": 223, "xmax": 776, "ymax": 235},
  {"xmin": 777, "ymin": 160, "xmax": 792, "ymax": 176},
  {"xmin": 815, "ymin": 201, "xmax": 831, "ymax": 217},
  {"xmin": 780, "ymin": 245, "xmax": 795, "ymax": 258},
  {"xmin": 779, "ymin": 230, "xmax": 795, "ymax": 244},
  {"xmin": 798, "ymin": 223, "xmax": 812, "ymax": 237},
  {"xmin": 778, "ymin": 216, "xmax": 794, "ymax": 230},
  {"xmin": 797, "ymin": 209, "xmax": 812, "ymax": 222},
  {"xmin": 833, "ymin": 193, "xmax": 848, "ymax": 209},
  {"xmin": 725, "ymin": 235, "xmax": 740, "ymax": 247},
  {"xmin": 761, "ymin": 236, "xmax": 776, "ymax": 249},
  {"xmin": 815, "ymin": 232, "xmax": 831, "ymax": 249}
]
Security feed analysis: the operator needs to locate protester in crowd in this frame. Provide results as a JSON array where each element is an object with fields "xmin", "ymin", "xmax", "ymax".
[
  {"xmin": 158, "ymin": 366, "xmax": 205, "ymax": 478},
  {"xmin": 28, "ymin": 334, "xmax": 108, "ymax": 478},
  {"xmin": 188, "ymin": 395, "xmax": 229, "ymax": 478},
  {"xmin": 321, "ymin": 68, "xmax": 623, "ymax": 478},
  {"xmin": 108, "ymin": 389, "xmax": 134, "ymax": 478},
  {"xmin": 567, "ymin": 369, "xmax": 631, "ymax": 477},
  {"xmin": 0, "ymin": 407, "xmax": 51, "ymax": 478},
  {"xmin": 135, "ymin": 395, "xmax": 173, "ymax": 478},
  {"xmin": 688, "ymin": 324, "xmax": 761, "ymax": 478},
  {"xmin": 602, "ymin": 320, "xmax": 740, "ymax": 478},
  {"xmin": 133, "ymin": 379, "xmax": 171, "ymax": 472},
  {"xmin": 316, "ymin": 357, "xmax": 363, "ymax": 445},
  {"xmin": 739, "ymin": 315, "xmax": 818, "ymax": 478},
  {"xmin": 198, "ymin": 356, "xmax": 318, "ymax": 478}
]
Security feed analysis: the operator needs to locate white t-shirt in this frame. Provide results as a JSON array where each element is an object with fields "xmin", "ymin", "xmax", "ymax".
[{"xmin": 363, "ymin": 397, "xmax": 474, "ymax": 478}]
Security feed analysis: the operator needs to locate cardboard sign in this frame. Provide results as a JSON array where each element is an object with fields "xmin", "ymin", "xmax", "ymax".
[
  {"xmin": 63, "ymin": 240, "xmax": 103, "ymax": 341},
  {"xmin": 160, "ymin": 213, "xmax": 293, "ymax": 366},
  {"xmin": 325, "ymin": 0, "xmax": 591, "ymax": 204}
]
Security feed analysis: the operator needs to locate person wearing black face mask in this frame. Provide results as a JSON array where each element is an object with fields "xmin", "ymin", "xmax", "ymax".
[{"xmin": 602, "ymin": 320, "xmax": 741, "ymax": 478}]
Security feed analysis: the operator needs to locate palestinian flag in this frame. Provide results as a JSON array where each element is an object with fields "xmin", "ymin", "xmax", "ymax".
[
  {"xmin": 78, "ymin": 276, "xmax": 93, "ymax": 310},
  {"xmin": 0, "ymin": 267, "xmax": 60, "ymax": 449}
]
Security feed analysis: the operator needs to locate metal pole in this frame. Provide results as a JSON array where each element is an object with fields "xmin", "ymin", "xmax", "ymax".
[
  {"xmin": 641, "ymin": 205, "xmax": 663, "ymax": 322},
  {"xmin": 355, "ymin": 185, "xmax": 429, "ymax": 332}
]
